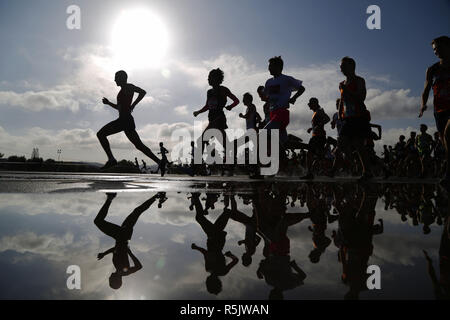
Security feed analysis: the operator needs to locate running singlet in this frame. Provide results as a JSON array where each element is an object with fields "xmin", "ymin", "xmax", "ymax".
[
  {"xmin": 332, "ymin": 112, "xmax": 344, "ymax": 136},
  {"xmin": 416, "ymin": 133, "xmax": 433, "ymax": 154},
  {"xmin": 245, "ymin": 104, "xmax": 258, "ymax": 130},
  {"xmin": 406, "ymin": 138, "xmax": 417, "ymax": 152},
  {"xmin": 395, "ymin": 141, "xmax": 406, "ymax": 158},
  {"xmin": 339, "ymin": 77, "xmax": 366, "ymax": 119},
  {"xmin": 117, "ymin": 84, "xmax": 135, "ymax": 115},
  {"xmin": 431, "ymin": 63, "xmax": 450, "ymax": 113},
  {"xmin": 207, "ymin": 87, "xmax": 227, "ymax": 121},
  {"xmin": 264, "ymin": 74, "xmax": 303, "ymax": 112},
  {"xmin": 311, "ymin": 108, "xmax": 327, "ymax": 137}
]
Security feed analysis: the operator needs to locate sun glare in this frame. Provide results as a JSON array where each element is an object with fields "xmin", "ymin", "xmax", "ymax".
[{"xmin": 111, "ymin": 8, "xmax": 169, "ymax": 69}]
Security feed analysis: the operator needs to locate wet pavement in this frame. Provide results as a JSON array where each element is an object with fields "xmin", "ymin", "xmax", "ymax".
[{"xmin": 0, "ymin": 171, "xmax": 448, "ymax": 300}]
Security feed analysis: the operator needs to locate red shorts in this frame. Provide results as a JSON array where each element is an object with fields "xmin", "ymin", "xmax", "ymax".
[{"xmin": 270, "ymin": 108, "xmax": 290, "ymax": 130}]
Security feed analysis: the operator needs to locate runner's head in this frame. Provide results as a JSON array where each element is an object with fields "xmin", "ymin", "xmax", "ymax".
[
  {"xmin": 257, "ymin": 85, "xmax": 266, "ymax": 100},
  {"xmin": 114, "ymin": 70, "xmax": 128, "ymax": 86},
  {"xmin": 309, "ymin": 248, "xmax": 322, "ymax": 263},
  {"xmin": 206, "ymin": 274, "xmax": 222, "ymax": 295},
  {"xmin": 340, "ymin": 57, "xmax": 356, "ymax": 77},
  {"xmin": 243, "ymin": 92, "xmax": 253, "ymax": 105},
  {"xmin": 109, "ymin": 272, "xmax": 122, "ymax": 289},
  {"xmin": 159, "ymin": 142, "xmax": 164, "ymax": 147},
  {"xmin": 242, "ymin": 252, "xmax": 252, "ymax": 267},
  {"xmin": 399, "ymin": 135, "xmax": 405, "ymax": 142},
  {"xmin": 308, "ymin": 97, "xmax": 319, "ymax": 111},
  {"xmin": 268, "ymin": 56, "xmax": 283, "ymax": 76},
  {"xmin": 431, "ymin": 36, "xmax": 450, "ymax": 60},
  {"xmin": 420, "ymin": 124, "xmax": 428, "ymax": 133},
  {"xmin": 208, "ymin": 68, "xmax": 224, "ymax": 87},
  {"xmin": 410, "ymin": 131, "xmax": 416, "ymax": 138}
]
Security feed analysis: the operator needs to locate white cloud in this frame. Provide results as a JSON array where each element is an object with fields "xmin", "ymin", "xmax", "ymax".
[
  {"xmin": 0, "ymin": 47, "xmax": 427, "ymax": 162},
  {"xmin": 174, "ymin": 54, "xmax": 422, "ymax": 135},
  {"xmin": 366, "ymin": 88, "xmax": 420, "ymax": 119},
  {"xmin": 0, "ymin": 232, "xmax": 74, "ymax": 257},
  {"xmin": 376, "ymin": 125, "xmax": 437, "ymax": 149},
  {"xmin": 0, "ymin": 86, "xmax": 80, "ymax": 112},
  {"xmin": 174, "ymin": 105, "xmax": 189, "ymax": 116}
]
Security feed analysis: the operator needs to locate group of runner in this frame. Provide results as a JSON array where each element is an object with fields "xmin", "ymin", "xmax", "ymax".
[
  {"xmin": 379, "ymin": 124, "xmax": 445, "ymax": 178},
  {"xmin": 95, "ymin": 35, "xmax": 450, "ymax": 187}
]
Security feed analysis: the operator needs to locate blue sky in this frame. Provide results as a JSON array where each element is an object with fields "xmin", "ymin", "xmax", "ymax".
[{"xmin": 0, "ymin": 0, "xmax": 449, "ymax": 162}]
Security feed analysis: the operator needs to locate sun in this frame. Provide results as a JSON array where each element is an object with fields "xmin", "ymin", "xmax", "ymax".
[{"xmin": 111, "ymin": 8, "xmax": 169, "ymax": 69}]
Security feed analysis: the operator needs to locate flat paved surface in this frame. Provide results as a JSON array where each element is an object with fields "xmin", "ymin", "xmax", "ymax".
[
  {"xmin": 0, "ymin": 170, "xmax": 446, "ymax": 300},
  {"xmin": 0, "ymin": 171, "xmax": 441, "ymax": 193}
]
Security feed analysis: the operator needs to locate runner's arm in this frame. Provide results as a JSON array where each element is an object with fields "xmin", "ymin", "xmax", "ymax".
[
  {"xmin": 289, "ymin": 83, "xmax": 306, "ymax": 105},
  {"xmin": 240, "ymin": 109, "xmax": 250, "ymax": 119},
  {"xmin": 322, "ymin": 111, "xmax": 331, "ymax": 125},
  {"xmin": 420, "ymin": 66, "xmax": 433, "ymax": 117},
  {"xmin": 193, "ymin": 99, "xmax": 209, "ymax": 117},
  {"xmin": 331, "ymin": 115, "xmax": 336, "ymax": 129},
  {"xmin": 130, "ymin": 85, "xmax": 147, "ymax": 112},
  {"xmin": 290, "ymin": 260, "xmax": 307, "ymax": 279},
  {"xmin": 127, "ymin": 248, "xmax": 143, "ymax": 273},
  {"xmin": 371, "ymin": 123, "xmax": 382, "ymax": 139},
  {"xmin": 225, "ymin": 88, "xmax": 240, "ymax": 111},
  {"xmin": 102, "ymin": 97, "xmax": 119, "ymax": 110},
  {"xmin": 97, "ymin": 247, "xmax": 115, "ymax": 260},
  {"xmin": 224, "ymin": 251, "xmax": 239, "ymax": 274}
]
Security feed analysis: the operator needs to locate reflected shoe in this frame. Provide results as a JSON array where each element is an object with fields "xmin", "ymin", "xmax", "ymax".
[{"xmin": 101, "ymin": 159, "xmax": 117, "ymax": 170}]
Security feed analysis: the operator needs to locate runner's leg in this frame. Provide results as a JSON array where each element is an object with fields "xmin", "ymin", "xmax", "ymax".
[
  {"xmin": 97, "ymin": 120, "xmax": 123, "ymax": 161},
  {"xmin": 94, "ymin": 195, "xmax": 122, "ymax": 239},
  {"xmin": 444, "ymin": 119, "xmax": 450, "ymax": 178},
  {"xmin": 125, "ymin": 130, "xmax": 161, "ymax": 165}
]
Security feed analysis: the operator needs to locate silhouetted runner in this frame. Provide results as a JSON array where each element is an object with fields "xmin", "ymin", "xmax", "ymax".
[
  {"xmin": 419, "ymin": 36, "xmax": 450, "ymax": 189},
  {"xmin": 97, "ymin": 70, "xmax": 162, "ymax": 173},
  {"xmin": 155, "ymin": 142, "xmax": 169, "ymax": 176},
  {"xmin": 190, "ymin": 192, "xmax": 238, "ymax": 295},
  {"xmin": 193, "ymin": 68, "xmax": 239, "ymax": 172},
  {"xmin": 330, "ymin": 57, "xmax": 372, "ymax": 182},
  {"xmin": 262, "ymin": 56, "xmax": 305, "ymax": 172},
  {"xmin": 301, "ymin": 97, "xmax": 330, "ymax": 179},
  {"xmin": 239, "ymin": 92, "xmax": 262, "ymax": 131},
  {"xmin": 257, "ymin": 86, "xmax": 271, "ymax": 129},
  {"xmin": 95, "ymin": 192, "xmax": 163, "ymax": 289}
]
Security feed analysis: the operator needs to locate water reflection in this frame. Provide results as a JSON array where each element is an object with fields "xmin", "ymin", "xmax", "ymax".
[
  {"xmin": 423, "ymin": 214, "xmax": 450, "ymax": 299},
  {"xmin": 0, "ymin": 182, "xmax": 448, "ymax": 299},
  {"xmin": 95, "ymin": 192, "xmax": 166, "ymax": 289}
]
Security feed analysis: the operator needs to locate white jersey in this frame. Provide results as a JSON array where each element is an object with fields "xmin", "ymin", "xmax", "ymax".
[{"xmin": 264, "ymin": 74, "xmax": 303, "ymax": 111}]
